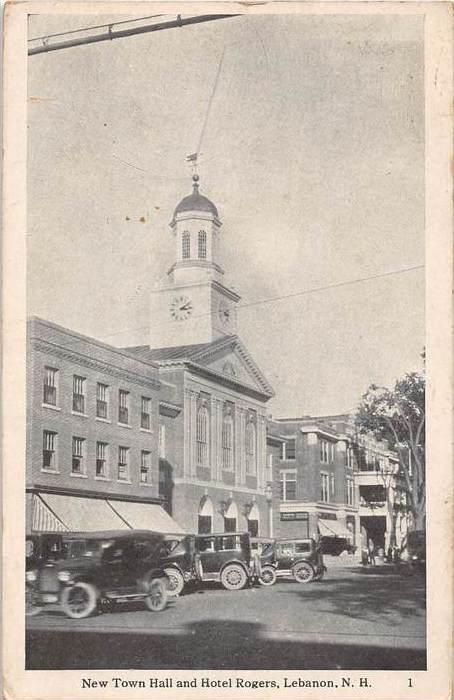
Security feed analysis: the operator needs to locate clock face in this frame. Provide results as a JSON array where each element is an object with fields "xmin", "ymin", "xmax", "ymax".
[
  {"xmin": 218, "ymin": 301, "xmax": 232, "ymax": 326},
  {"xmin": 170, "ymin": 295, "xmax": 193, "ymax": 321}
]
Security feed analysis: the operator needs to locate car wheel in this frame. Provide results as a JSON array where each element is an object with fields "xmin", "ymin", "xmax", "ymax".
[
  {"xmin": 61, "ymin": 582, "xmax": 98, "ymax": 619},
  {"xmin": 220, "ymin": 564, "xmax": 248, "ymax": 591},
  {"xmin": 26, "ymin": 586, "xmax": 43, "ymax": 617},
  {"xmin": 145, "ymin": 578, "xmax": 168, "ymax": 612},
  {"xmin": 258, "ymin": 565, "xmax": 277, "ymax": 587},
  {"xmin": 293, "ymin": 561, "xmax": 315, "ymax": 583},
  {"xmin": 163, "ymin": 567, "xmax": 185, "ymax": 596}
]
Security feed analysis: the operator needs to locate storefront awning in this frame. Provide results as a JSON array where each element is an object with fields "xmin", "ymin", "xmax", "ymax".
[
  {"xmin": 39, "ymin": 493, "xmax": 127, "ymax": 531},
  {"xmin": 32, "ymin": 494, "xmax": 68, "ymax": 532},
  {"xmin": 107, "ymin": 500, "xmax": 185, "ymax": 533},
  {"xmin": 318, "ymin": 518, "xmax": 351, "ymax": 539}
]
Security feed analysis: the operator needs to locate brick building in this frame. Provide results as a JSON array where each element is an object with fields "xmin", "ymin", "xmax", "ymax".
[
  {"xmin": 26, "ymin": 317, "xmax": 182, "ymax": 533},
  {"xmin": 267, "ymin": 416, "xmax": 358, "ymax": 545}
]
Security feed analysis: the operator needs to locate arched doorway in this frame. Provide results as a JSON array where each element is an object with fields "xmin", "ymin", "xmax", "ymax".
[
  {"xmin": 247, "ymin": 503, "xmax": 260, "ymax": 537},
  {"xmin": 198, "ymin": 496, "xmax": 213, "ymax": 534},
  {"xmin": 224, "ymin": 500, "xmax": 238, "ymax": 533}
]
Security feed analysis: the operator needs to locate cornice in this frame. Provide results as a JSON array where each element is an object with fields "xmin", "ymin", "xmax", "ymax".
[
  {"xmin": 32, "ymin": 338, "xmax": 161, "ymax": 391},
  {"xmin": 159, "ymin": 401, "xmax": 182, "ymax": 418},
  {"xmin": 185, "ymin": 361, "xmax": 273, "ymax": 402}
]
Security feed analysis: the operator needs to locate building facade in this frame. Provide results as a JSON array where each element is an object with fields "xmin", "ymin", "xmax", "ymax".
[
  {"xmin": 127, "ymin": 174, "xmax": 275, "ymax": 535},
  {"xmin": 26, "ymin": 317, "xmax": 183, "ymax": 533},
  {"xmin": 267, "ymin": 416, "xmax": 358, "ymax": 546}
]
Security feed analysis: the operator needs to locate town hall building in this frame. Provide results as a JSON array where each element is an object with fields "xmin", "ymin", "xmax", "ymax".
[{"xmin": 125, "ymin": 174, "xmax": 275, "ymax": 535}]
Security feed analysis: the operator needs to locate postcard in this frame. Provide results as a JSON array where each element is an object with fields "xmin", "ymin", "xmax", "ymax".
[{"xmin": 2, "ymin": 2, "xmax": 452, "ymax": 699}]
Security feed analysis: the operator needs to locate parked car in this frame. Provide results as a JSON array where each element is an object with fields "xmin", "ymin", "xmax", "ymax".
[
  {"xmin": 273, "ymin": 538, "xmax": 326, "ymax": 583},
  {"xmin": 195, "ymin": 532, "xmax": 260, "ymax": 590},
  {"xmin": 406, "ymin": 529, "xmax": 426, "ymax": 571},
  {"xmin": 26, "ymin": 530, "xmax": 170, "ymax": 618}
]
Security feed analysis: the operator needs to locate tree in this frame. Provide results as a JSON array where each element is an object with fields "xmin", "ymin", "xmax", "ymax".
[{"xmin": 355, "ymin": 371, "xmax": 425, "ymax": 530}]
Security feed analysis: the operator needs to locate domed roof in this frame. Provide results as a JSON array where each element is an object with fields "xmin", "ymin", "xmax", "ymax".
[{"xmin": 173, "ymin": 175, "xmax": 218, "ymax": 219}]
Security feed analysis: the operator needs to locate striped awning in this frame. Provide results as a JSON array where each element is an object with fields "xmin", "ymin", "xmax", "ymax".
[
  {"xmin": 40, "ymin": 493, "xmax": 126, "ymax": 531},
  {"xmin": 108, "ymin": 500, "xmax": 185, "ymax": 533},
  {"xmin": 32, "ymin": 494, "xmax": 68, "ymax": 532},
  {"xmin": 31, "ymin": 493, "xmax": 184, "ymax": 534}
]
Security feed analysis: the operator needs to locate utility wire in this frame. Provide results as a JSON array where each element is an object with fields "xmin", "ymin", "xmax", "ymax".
[
  {"xmin": 99, "ymin": 263, "xmax": 424, "ymax": 341},
  {"xmin": 28, "ymin": 15, "xmax": 165, "ymax": 42},
  {"xmin": 196, "ymin": 47, "xmax": 226, "ymax": 156}
]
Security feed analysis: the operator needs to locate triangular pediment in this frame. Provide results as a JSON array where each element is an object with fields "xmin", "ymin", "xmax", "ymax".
[{"xmin": 187, "ymin": 336, "xmax": 274, "ymax": 398}]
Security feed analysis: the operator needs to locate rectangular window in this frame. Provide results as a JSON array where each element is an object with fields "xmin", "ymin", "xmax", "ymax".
[
  {"xmin": 141, "ymin": 396, "xmax": 152, "ymax": 430},
  {"xmin": 72, "ymin": 375, "xmax": 85, "ymax": 413},
  {"xmin": 346, "ymin": 478, "xmax": 355, "ymax": 506},
  {"xmin": 96, "ymin": 441, "xmax": 108, "ymax": 478},
  {"xmin": 42, "ymin": 430, "xmax": 57, "ymax": 471},
  {"xmin": 140, "ymin": 450, "xmax": 151, "ymax": 483},
  {"xmin": 320, "ymin": 472, "xmax": 329, "ymax": 502},
  {"xmin": 222, "ymin": 417, "xmax": 233, "ymax": 470},
  {"xmin": 320, "ymin": 439, "xmax": 334, "ymax": 464},
  {"xmin": 96, "ymin": 383, "xmax": 109, "ymax": 419},
  {"xmin": 330, "ymin": 473, "xmax": 335, "ymax": 500},
  {"xmin": 118, "ymin": 390, "xmax": 129, "ymax": 425},
  {"xmin": 118, "ymin": 446, "xmax": 129, "ymax": 481},
  {"xmin": 72, "ymin": 436, "xmax": 85, "ymax": 474},
  {"xmin": 280, "ymin": 438, "xmax": 296, "ymax": 461},
  {"xmin": 159, "ymin": 423, "xmax": 166, "ymax": 459},
  {"xmin": 43, "ymin": 367, "xmax": 58, "ymax": 406},
  {"xmin": 280, "ymin": 470, "xmax": 297, "ymax": 501}
]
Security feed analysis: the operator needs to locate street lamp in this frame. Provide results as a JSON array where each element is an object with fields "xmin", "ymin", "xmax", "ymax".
[{"xmin": 265, "ymin": 484, "xmax": 273, "ymax": 538}]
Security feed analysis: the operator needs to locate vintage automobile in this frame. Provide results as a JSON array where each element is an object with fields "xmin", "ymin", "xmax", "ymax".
[
  {"xmin": 250, "ymin": 537, "xmax": 327, "ymax": 584},
  {"xmin": 160, "ymin": 531, "xmax": 260, "ymax": 593},
  {"xmin": 406, "ymin": 529, "xmax": 426, "ymax": 571},
  {"xmin": 26, "ymin": 530, "xmax": 170, "ymax": 618}
]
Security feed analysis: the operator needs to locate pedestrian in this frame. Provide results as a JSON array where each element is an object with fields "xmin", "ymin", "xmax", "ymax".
[{"xmin": 368, "ymin": 540, "xmax": 376, "ymax": 566}]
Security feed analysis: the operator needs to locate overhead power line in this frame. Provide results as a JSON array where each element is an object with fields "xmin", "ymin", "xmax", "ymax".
[
  {"xmin": 100, "ymin": 263, "xmax": 424, "ymax": 341},
  {"xmin": 28, "ymin": 15, "xmax": 165, "ymax": 42},
  {"xmin": 28, "ymin": 14, "xmax": 240, "ymax": 55}
]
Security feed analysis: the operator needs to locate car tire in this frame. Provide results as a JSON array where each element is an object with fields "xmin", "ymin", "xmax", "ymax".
[
  {"xmin": 220, "ymin": 564, "xmax": 248, "ymax": 591},
  {"xmin": 258, "ymin": 565, "xmax": 277, "ymax": 587},
  {"xmin": 293, "ymin": 561, "xmax": 315, "ymax": 584},
  {"xmin": 145, "ymin": 578, "xmax": 168, "ymax": 612},
  {"xmin": 61, "ymin": 582, "xmax": 98, "ymax": 619},
  {"xmin": 26, "ymin": 586, "xmax": 43, "ymax": 617},
  {"xmin": 163, "ymin": 567, "xmax": 185, "ymax": 596}
]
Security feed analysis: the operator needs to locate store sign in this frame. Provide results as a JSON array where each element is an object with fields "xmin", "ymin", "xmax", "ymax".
[{"xmin": 280, "ymin": 512, "xmax": 309, "ymax": 521}]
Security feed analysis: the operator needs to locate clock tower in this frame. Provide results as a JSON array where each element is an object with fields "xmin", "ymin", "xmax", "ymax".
[{"xmin": 149, "ymin": 174, "xmax": 240, "ymax": 348}]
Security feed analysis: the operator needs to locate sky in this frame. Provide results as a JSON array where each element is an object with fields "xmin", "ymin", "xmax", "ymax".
[{"xmin": 27, "ymin": 11, "xmax": 425, "ymax": 417}]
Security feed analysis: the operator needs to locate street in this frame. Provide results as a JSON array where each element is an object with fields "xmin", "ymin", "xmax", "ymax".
[{"xmin": 26, "ymin": 562, "xmax": 426, "ymax": 670}]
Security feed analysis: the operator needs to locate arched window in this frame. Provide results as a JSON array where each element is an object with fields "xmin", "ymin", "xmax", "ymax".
[
  {"xmin": 222, "ymin": 415, "xmax": 234, "ymax": 471},
  {"xmin": 224, "ymin": 500, "xmax": 238, "ymax": 533},
  {"xmin": 196, "ymin": 405, "xmax": 209, "ymax": 467},
  {"xmin": 247, "ymin": 503, "xmax": 260, "ymax": 537},
  {"xmin": 198, "ymin": 496, "xmax": 213, "ymax": 534},
  {"xmin": 182, "ymin": 231, "xmax": 190, "ymax": 259},
  {"xmin": 245, "ymin": 421, "xmax": 256, "ymax": 475},
  {"xmin": 198, "ymin": 230, "xmax": 207, "ymax": 259}
]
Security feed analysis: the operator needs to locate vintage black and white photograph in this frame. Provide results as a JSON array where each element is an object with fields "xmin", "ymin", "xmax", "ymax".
[{"xmin": 2, "ymin": 2, "xmax": 453, "ymax": 697}]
